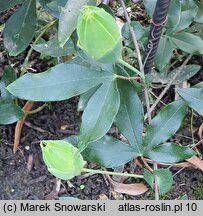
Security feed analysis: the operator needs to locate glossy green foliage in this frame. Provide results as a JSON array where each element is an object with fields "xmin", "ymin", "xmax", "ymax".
[
  {"xmin": 144, "ymin": 143, "xmax": 195, "ymax": 163},
  {"xmin": 7, "ymin": 63, "xmax": 116, "ymax": 101},
  {"xmin": 177, "ymin": 88, "xmax": 203, "ymax": 116},
  {"xmin": 77, "ymin": 6, "xmax": 122, "ymax": 63},
  {"xmin": 58, "ymin": 0, "xmax": 95, "ymax": 46},
  {"xmin": 65, "ymin": 135, "xmax": 136, "ymax": 168},
  {"xmin": 0, "ymin": 66, "xmax": 24, "ymax": 124},
  {"xmin": 154, "ymin": 37, "xmax": 173, "ymax": 71},
  {"xmin": 0, "ymin": 0, "xmax": 24, "ymax": 13},
  {"xmin": 144, "ymin": 169, "xmax": 173, "ymax": 195},
  {"xmin": 114, "ymin": 80, "xmax": 144, "ymax": 153},
  {"xmin": 154, "ymin": 0, "xmax": 203, "ymax": 70},
  {"xmin": 39, "ymin": 0, "xmax": 67, "ymax": 18},
  {"xmin": 78, "ymin": 80, "xmax": 120, "ymax": 150},
  {"xmin": 151, "ymin": 64, "xmax": 201, "ymax": 84},
  {"xmin": 0, "ymin": 102, "xmax": 24, "ymax": 125},
  {"xmin": 144, "ymin": 100, "xmax": 187, "ymax": 150},
  {"xmin": 143, "ymin": 0, "xmax": 157, "ymax": 18},
  {"xmin": 168, "ymin": 32, "xmax": 203, "ymax": 55},
  {"xmin": 3, "ymin": 0, "xmax": 37, "ymax": 56},
  {"xmin": 31, "ymin": 38, "xmax": 75, "ymax": 57},
  {"xmin": 40, "ymin": 140, "xmax": 84, "ymax": 180},
  {"xmin": 122, "ymin": 21, "xmax": 144, "ymax": 41},
  {"xmin": 77, "ymin": 86, "xmax": 98, "ymax": 112}
]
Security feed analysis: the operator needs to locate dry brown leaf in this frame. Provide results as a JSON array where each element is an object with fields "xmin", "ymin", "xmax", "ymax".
[
  {"xmin": 13, "ymin": 101, "xmax": 34, "ymax": 153},
  {"xmin": 198, "ymin": 123, "xmax": 203, "ymax": 139},
  {"xmin": 98, "ymin": 194, "xmax": 109, "ymax": 200},
  {"xmin": 106, "ymin": 175, "xmax": 148, "ymax": 196},
  {"xmin": 186, "ymin": 156, "xmax": 203, "ymax": 172}
]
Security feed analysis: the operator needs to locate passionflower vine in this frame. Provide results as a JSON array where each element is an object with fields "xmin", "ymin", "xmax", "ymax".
[
  {"xmin": 40, "ymin": 140, "xmax": 84, "ymax": 180},
  {"xmin": 76, "ymin": 6, "xmax": 122, "ymax": 63}
]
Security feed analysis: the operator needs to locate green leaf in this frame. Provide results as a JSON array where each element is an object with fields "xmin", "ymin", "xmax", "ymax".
[
  {"xmin": 166, "ymin": 0, "xmax": 181, "ymax": 28},
  {"xmin": 82, "ymin": 136, "xmax": 136, "ymax": 168},
  {"xmin": 0, "ymin": 0, "xmax": 24, "ymax": 13},
  {"xmin": 122, "ymin": 21, "xmax": 143, "ymax": 41},
  {"xmin": 177, "ymin": 88, "xmax": 203, "ymax": 116},
  {"xmin": 151, "ymin": 65, "xmax": 201, "ymax": 84},
  {"xmin": 194, "ymin": 81, "xmax": 203, "ymax": 89},
  {"xmin": 0, "ymin": 66, "xmax": 17, "ymax": 102},
  {"xmin": 31, "ymin": 38, "xmax": 75, "ymax": 57},
  {"xmin": 3, "ymin": 0, "xmax": 37, "ymax": 56},
  {"xmin": 168, "ymin": 32, "xmax": 203, "ymax": 54},
  {"xmin": 0, "ymin": 102, "xmax": 24, "ymax": 124},
  {"xmin": 195, "ymin": 2, "xmax": 203, "ymax": 23},
  {"xmin": 154, "ymin": 37, "xmax": 173, "ymax": 71},
  {"xmin": 39, "ymin": 0, "xmax": 67, "ymax": 18},
  {"xmin": 167, "ymin": 64, "xmax": 201, "ymax": 84},
  {"xmin": 0, "ymin": 66, "xmax": 23, "ymax": 124},
  {"xmin": 144, "ymin": 100, "xmax": 187, "ymax": 150},
  {"xmin": 172, "ymin": 7, "xmax": 198, "ymax": 32},
  {"xmin": 77, "ymin": 86, "xmax": 99, "ymax": 112},
  {"xmin": 178, "ymin": 194, "xmax": 189, "ymax": 200},
  {"xmin": 65, "ymin": 135, "xmax": 136, "ymax": 168},
  {"xmin": 144, "ymin": 143, "xmax": 195, "ymax": 163},
  {"xmin": 7, "ymin": 63, "xmax": 115, "ymax": 101},
  {"xmin": 143, "ymin": 169, "xmax": 154, "ymax": 188},
  {"xmin": 58, "ymin": 0, "xmax": 95, "ymax": 47},
  {"xmin": 154, "ymin": 169, "xmax": 173, "ymax": 195},
  {"xmin": 143, "ymin": 0, "xmax": 157, "ymax": 18},
  {"xmin": 78, "ymin": 80, "xmax": 120, "ymax": 150},
  {"xmin": 144, "ymin": 169, "xmax": 173, "ymax": 195},
  {"xmin": 114, "ymin": 80, "xmax": 144, "ymax": 153}
]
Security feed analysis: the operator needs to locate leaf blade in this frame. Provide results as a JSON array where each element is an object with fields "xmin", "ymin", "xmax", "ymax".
[
  {"xmin": 143, "ymin": 100, "xmax": 187, "ymax": 149},
  {"xmin": 78, "ymin": 80, "xmax": 120, "ymax": 149},
  {"xmin": 58, "ymin": 0, "xmax": 95, "ymax": 47},
  {"xmin": 114, "ymin": 80, "xmax": 144, "ymax": 154},
  {"xmin": 177, "ymin": 88, "xmax": 203, "ymax": 116},
  {"xmin": 144, "ymin": 143, "xmax": 196, "ymax": 163},
  {"xmin": 7, "ymin": 63, "xmax": 115, "ymax": 101},
  {"xmin": 3, "ymin": 0, "xmax": 37, "ymax": 56}
]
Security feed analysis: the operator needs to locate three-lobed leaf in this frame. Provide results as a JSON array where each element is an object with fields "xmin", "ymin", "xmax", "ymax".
[{"xmin": 3, "ymin": 0, "xmax": 37, "ymax": 56}]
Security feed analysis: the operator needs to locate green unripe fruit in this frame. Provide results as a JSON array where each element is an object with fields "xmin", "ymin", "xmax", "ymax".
[
  {"xmin": 77, "ymin": 6, "xmax": 122, "ymax": 63},
  {"xmin": 40, "ymin": 140, "xmax": 84, "ymax": 180}
]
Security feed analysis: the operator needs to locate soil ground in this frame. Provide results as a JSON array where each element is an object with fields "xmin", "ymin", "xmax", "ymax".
[{"xmin": 0, "ymin": 2, "xmax": 203, "ymax": 200}]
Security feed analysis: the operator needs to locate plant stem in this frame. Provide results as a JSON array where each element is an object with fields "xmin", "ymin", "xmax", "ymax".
[
  {"xmin": 120, "ymin": 0, "xmax": 158, "ymax": 199},
  {"xmin": 20, "ymin": 19, "xmax": 57, "ymax": 76},
  {"xmin": 190, "ymin": 111, "xmax": 195, "ymax": 146},
  {"xmin": 24, "ymin": 103, "xmax": 48, "ymax": 115},
  {"xmin": 118, "ymin": 59, "xmax": 145, "ymax": 80},
  {"xmin": 82, "ymin": 168, "xmax": 144, "ymax": 179},
  {"xmin": 144, "ymin": 54, "xmax": 192, "ymax": 120},
  {"xmin": 116, "ymin": 75, "xmax": 140, "ymax": 81}
]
